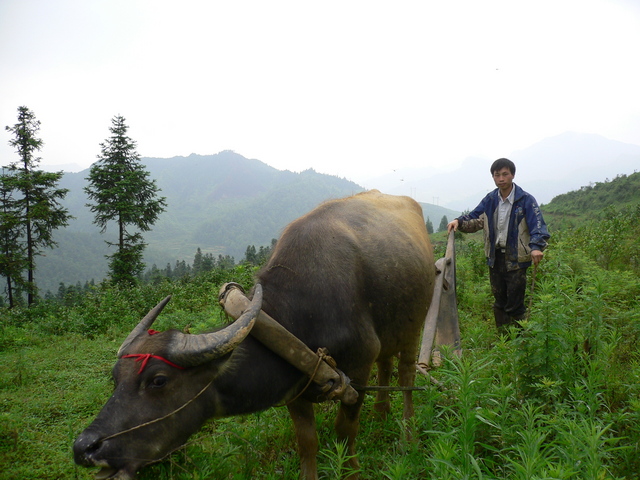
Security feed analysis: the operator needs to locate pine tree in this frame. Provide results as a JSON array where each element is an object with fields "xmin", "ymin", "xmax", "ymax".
[
  {"xmin": 84, "ymin": 115, "xmax": 167, "ymax": 285},
  {"xmin": 438, "ymin": 215, "xmax": 449, "ymax": 233},
  {"xmin": 201, "ymin": 252, "xmax": 214, "ymax": 272},
  {"xmin": 4, "ymin": 106, "xmax": 72, "ymax": 305},
  {"xmin": 217, "ymin": 254, "xmax": 235, "ymax": 270},
  {"xmin": 173, "ymin": 259, "xmax": 190, "ymax": 279},
  {"xmin": 193, "ymin": 247, "xmax": 203, "ymax": 274},
  {"xmin": 425, "ymin": 216, "xmax": 434, "ymax": 234},
  {"xmin": 0, "ymin": 169, "xmax": 27, "ymax": 307},
  {"xmin": 244, "ymin": 245, "xmax": 258, "ymax": 264}
]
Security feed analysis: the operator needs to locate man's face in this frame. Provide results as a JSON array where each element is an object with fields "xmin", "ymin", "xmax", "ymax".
[{"xmin": 492, "ymin": 167, "xmax": 514, "ymax": 192}]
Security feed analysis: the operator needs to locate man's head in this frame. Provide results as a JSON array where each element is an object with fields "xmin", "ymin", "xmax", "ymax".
[
  {"xmin": 491, "ymin": 158, "xmax": 515, "ymax": 196},
  {"xmin": 490, "ymin": 158, "xmax": 516, "ymax": 176}
]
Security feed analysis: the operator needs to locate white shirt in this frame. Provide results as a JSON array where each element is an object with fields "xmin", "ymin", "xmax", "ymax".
[{"xmin": 495, "ymin": 187, "xmax": 514, "ymax": 248}]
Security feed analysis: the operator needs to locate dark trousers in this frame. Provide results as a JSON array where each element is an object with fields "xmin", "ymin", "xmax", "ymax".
[{"xmin": 489, "ymin": 250, "xmax": 527, "ymax": 329}]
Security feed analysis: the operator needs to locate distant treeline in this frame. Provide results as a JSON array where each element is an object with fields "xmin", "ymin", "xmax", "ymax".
[
  {"xmin": 44, "ymin": 241, "xmax": 277, "ymax": 306},
  {"xmin": 144, "ymin": 240, "xmax": 277, "ymax": 285}
]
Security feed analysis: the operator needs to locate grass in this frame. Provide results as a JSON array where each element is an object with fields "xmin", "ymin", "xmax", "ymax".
[
  {"xmin": 1, "ymin": 246, "xmax": 640, "ymax": 479},
  {"xmin": 0, "ymin": 328, "xmax": 117, "ymax": 479}
]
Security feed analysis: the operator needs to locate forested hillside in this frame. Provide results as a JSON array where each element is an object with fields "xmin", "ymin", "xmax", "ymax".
[
  {"xmin": 543, "ymin": 171, "xmax": 640, "ymax": 225},
  {"xmin": 34, "ymin": 151, "xmax": 460, "ymax": 294},
  {"xmin": 36, "ymin": 151, "xmax": 640, "ymax": 297},
  {"xmin": 24, "ymin": 153, "xmax": 640, "ymax": 296},
  {"xmin": 541, "ymin": 171, "xmax": 640, "ymax": 274}
]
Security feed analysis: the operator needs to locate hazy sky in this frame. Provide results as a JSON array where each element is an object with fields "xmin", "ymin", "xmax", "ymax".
[{"xmin": 2, "ymin": 0, "xmax": 639, "ymax": 184}]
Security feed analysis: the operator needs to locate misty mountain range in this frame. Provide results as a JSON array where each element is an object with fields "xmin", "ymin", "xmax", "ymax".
[
  {"xmin": 359, "ymin": 132, "xmax": 640, "ymax": 211},
  {"xmin": 36, "ymin": 152, "xmax": 458, "ymax": 294},
  {"xmin": 35, "ymin": 131, "xmax": 639, "ymax": 294}
]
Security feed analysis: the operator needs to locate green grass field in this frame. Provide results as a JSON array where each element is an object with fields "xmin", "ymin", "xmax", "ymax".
[{"xmin": 2, "ymin": 237, "xmax": 639, "ymax": 479}]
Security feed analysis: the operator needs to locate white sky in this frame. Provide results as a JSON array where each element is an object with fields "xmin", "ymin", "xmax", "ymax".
[{"xmin": 1, "ymin": 0, "xmax": 640, "ymax": 183}]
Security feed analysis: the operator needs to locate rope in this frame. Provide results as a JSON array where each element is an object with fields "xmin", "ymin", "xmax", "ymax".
[
  {"xmin": 100, "ymin": 378, "xmax": 214, "ymax": 442},
  {"xmin": 267, "ymin": 264, "xmax": 297, "ymax": 274},
  {"xmin": 350, "ymin": 384, "xmax": 427, "ymax": 392},
  {"xmin": 278, "ymin": 348, "xmax": 330, "ymax": 406},
  {"xmin": 121, "ymin": 354, "xmax": 185, "ymax": 374}
]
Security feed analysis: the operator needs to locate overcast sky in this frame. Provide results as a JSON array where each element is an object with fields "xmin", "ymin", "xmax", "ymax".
[{"xmin": 1, "ymin": 0, "xmax": 639, "ymax": 184}]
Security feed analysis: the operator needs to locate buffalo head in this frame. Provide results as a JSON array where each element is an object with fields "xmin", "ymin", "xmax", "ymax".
[{"xmin": 73, "ymin": 285, "xmax": 263, "ymax": 479}]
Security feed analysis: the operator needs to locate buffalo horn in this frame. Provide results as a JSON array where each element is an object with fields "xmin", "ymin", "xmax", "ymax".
[
  {"xmin": 117, "ymin": 295, "xmax": 173, "ymax": 357},
  {"xmin": 166, "ymin": 284, "xmax": 263, "ymax": 367}
]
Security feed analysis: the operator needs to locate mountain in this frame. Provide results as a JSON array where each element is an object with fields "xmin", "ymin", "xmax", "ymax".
[
  {"xmin": 361, "ymin": 132, "xmax": 640, "ymax": 212},
  {"xmin": 35, "ymin": 151, "xmax": 460, "ymax": 294},
  {"xmin": 31, "ymin": 132, "xmax": 640, "ymax": 294}
]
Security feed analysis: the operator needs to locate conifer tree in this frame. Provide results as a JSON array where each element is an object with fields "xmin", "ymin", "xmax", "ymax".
[
  {"xmin": 201, "ymin": 252, "xmax": 214, "ymax": 272},
  {"xmin": 244, "ymin": 245, "xmax": 258, "ymax": 264},
  {"xmin": 438, "ymin": 215, "xmax": 449, "ymax": 233},
  {"xmin": 193, "ymin": 247, "xmax": 203, "ymax": 274},
  {"xmin": 425, "ymin": 216, "xmax": 434, "ymax": 234},
  {"xmin": 85, "ymin": 115, "xmax": 167, "ymax": 285},
  {"xmin": 3, "ymin": 106, "xmax": 71, "ymax": 305},
  {"xmin": 0, "ymin": 169, "xmax": 27, "ymax": 307}
]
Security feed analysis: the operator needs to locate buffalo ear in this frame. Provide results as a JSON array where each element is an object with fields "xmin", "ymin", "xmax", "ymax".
[{"xmin": 117, "ymin": 295, "xmax": 172, "ymax": 357}]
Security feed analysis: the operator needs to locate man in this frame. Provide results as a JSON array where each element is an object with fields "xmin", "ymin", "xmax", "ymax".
[{"xmin": 447, "ymin": 158, "xmax": 550, "ymax": 331}]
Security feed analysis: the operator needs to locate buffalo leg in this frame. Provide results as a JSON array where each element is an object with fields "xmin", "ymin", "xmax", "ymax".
[
  {"xmin": 335, "ymin": 388, "xmax": 366, "ymax": 479},
  {"xmin": 287, "ymin": 398, "xmax": 319, "ymax": 480},
  {"xmin": 373, "ymin": 356, "xmax": 393, "ymax": 418},
  {"xmin": 398, "ymin": 350, "xmax": 417, "ymax": 420}
]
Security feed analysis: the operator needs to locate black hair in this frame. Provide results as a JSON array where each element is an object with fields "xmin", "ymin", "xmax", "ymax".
[{"xmin": 490, "ymin": 158, "xmax": 516, "ymax": 175}]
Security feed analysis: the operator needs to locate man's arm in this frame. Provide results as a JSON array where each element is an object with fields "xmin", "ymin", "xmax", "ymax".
[
  {"xmin": 525, "ymin": 196, "xmax": 550, "ymax": 265},
  {"xmin": 450, "ymin": 216, "xmax": 484, "ymax": 233}
]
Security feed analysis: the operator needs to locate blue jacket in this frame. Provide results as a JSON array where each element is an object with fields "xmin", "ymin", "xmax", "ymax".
[{"xmin": 457, "ymin": 184, "xmax": 550, "ymax": 271}]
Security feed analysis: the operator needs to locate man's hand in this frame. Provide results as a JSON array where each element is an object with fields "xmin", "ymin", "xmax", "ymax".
[
  {"xmin": 531, "ymin": 249, "xmax": 544, "ymax": 266},
  {"xmin": 447, "ymin": 219, "xmax": 459, "ymax": 233}
]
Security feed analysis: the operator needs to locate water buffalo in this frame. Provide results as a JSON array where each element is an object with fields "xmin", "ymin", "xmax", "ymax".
[{"xmin": 74, "ymin": 190, "xmax": 435, "ymax": 479}]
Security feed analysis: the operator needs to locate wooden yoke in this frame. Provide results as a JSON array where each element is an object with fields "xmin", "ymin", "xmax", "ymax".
[
  {"xmin": 417, "ymin": 230, "xmax": 462, "ymax": 373},
  {"xmin": 218, "ymin": 283, "xmax": 359, "ymax": 405}
]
